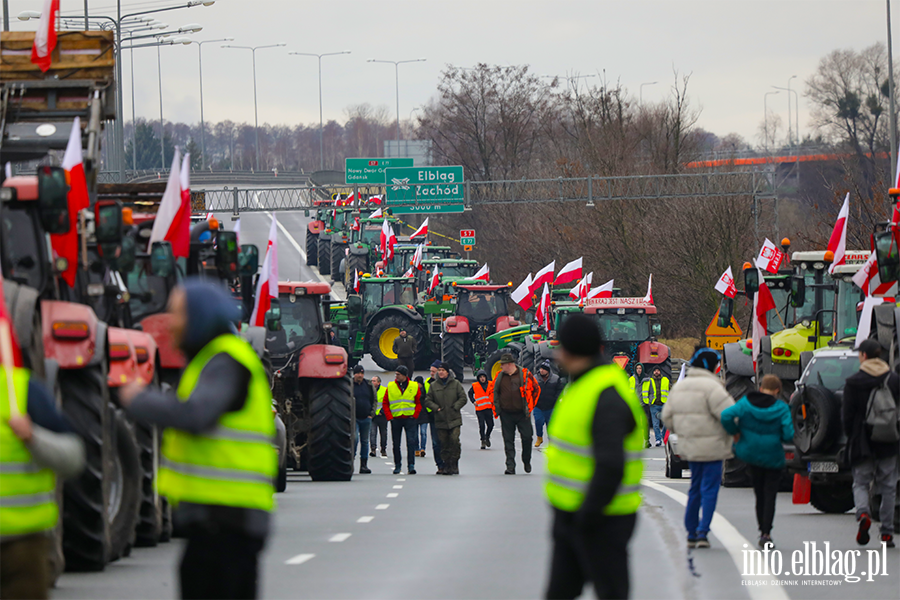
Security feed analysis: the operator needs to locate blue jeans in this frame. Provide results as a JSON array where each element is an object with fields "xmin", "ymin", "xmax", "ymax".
[
  {"xmin": 354, "ymin": 418, "xmax": 371, "ymax": 459},
  {"xmin": 685, "ymin": 460, "xmax": 723, "ymax": 539},
  {"xmin": 418, "ymin": 423, "xmax": 429, "ymax": 451},
  {"xmin": 534, "ymin": 407, "xmax": 553, "ymax": 437},
  {"xmin": 649, "ymin": 404, "xmax": 666, "ymax": 444}
]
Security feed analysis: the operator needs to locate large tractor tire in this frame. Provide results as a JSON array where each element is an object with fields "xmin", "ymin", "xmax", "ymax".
[
  {"xmin": 108, "ymin": 408, "xmax": 142, "ymax": 562},
  {"xmin": 442, "ymin": 333, "xmax": 467, "ymax": 383},
  {"xmin": 60, "ymin": 366, "xmax": 113, "ymax": 571},
  {"xmin": 791, "ymin": 385, "xmax": 841, "ymax": 454},
  {"xmin": 307, "ymin": 376, "xmax": 354, "ymax": 482},
  {"xmin": 133, "ymin": 420, "xmax": 162, "ymax": 547},
  {"xmin": 810, "ymin": 482, "xmax": 854, "ymax": 514},
  {"xmin": 518, "ymin": 345, "xmax": 536, "ymax": 374},
  {"xmin": 330, "ymin": 243, "xmax": 344, "ymax": 280},
  {"xmin": 306, "ymin": 231, "xmax": 318, "ymax": 266},
  {"xmin": 725, "ymin": 372, "xmax": 755, "ymax": 402},
  {"xmin": 318, "ymin": 237, "xmax": 332, "ymax": 275},
  {"xmin": 346, "ymin": 253, "xmax": 367, "ymax": 286},
  {"xmin": 486, "ymin": 347, "xmax": 518, "ymax": 381},
  {"xmin": 367, "ymin": 314, "xmax": 426, "ymax": 372},
  {"xmin": 159, "ymin": 498, "xmax": 173, "ymax": 542}
]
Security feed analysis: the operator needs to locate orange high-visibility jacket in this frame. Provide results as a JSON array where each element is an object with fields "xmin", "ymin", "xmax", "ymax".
[
  {"xmin": 491, "ymin": 367, "xmax": 540, "ymax": 418},
  {"xmin": 471, "ymin": 381, "xmax": 493, "ymax": 412}
]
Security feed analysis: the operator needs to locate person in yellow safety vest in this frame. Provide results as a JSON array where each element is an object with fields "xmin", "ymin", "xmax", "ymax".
[
  {"xmin": 369, "ymin": 376, "xmax": 389, "ymax": 458},
  {"xmin": 1, "ymin": 366, "xmax": 85, "ymax": 600},
  {"xmin": 382, "ymin": 365, "xmax": 422, "ymax": 475},
  {"xmin": 544, "ymin": 313, "xmax": 644, "ymax": 600},
  {"xmin": 120, "ymin": 280, "xmax": 275, "ymax": 600},
  {"xmin": 629, "ymin": 363, "xmax": 652, "ymax": 449},
  {"xmin": 642, "ymin": 366, "xmax": 670, "ymax": 447},
  {"xmin": 468, "ymin": 370, "xmax": 494, "ymax": 449}
]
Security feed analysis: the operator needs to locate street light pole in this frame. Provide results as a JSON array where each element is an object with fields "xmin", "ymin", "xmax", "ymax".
[
  {"xmin": 764, "ymin": 91, "xmax": 780, "ymax": 152},
  {"xmin": 889, "ymin": 0, "xmax": 897, "ymax": 185},
  {"xmin": 289, "ymin": 51, "xmax": 350, "ymax": 171},
  {"xmin": 157, "ymin": 43, "xmax": 166, "ymax": 168},
  {"xmin": 193, "ymin": 38, "xmax": 233, "ymax": 170},
  {"xmin": 368, "ymin": 58, "xmax": 426, "ymax": 152},
  {"xmin": 223, "ymin": 43, "xmax": 286, "ymax": 171},
  {"xmin": 639, "ymin": 81, "xmax": 657, "ymax": 106}
]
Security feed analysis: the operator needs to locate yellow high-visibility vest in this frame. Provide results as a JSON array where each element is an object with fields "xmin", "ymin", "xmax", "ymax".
[{"xmin": 386, "ymin": 380, "xmax": 419, "ymax": 417}]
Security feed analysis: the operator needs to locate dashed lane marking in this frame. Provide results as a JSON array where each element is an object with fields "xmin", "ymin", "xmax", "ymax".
[
  {"xmin": 376, "ymin": 504, "xmax": 389, "ymax": 510},
  {"xmin": 392, "ymin": 485, "xmax": 403, "ymax": 489},
  {"xmin": 396, "ymin": 478, "xmax": 406, "ymax": 481},
  {"xmin": 285, "ymin": 554, "xmax": 315, "ymax": 565},
  {"xmin": 387, "ymin": 493, "xmax": 399, "ymax": 498},
  {"xmin": 357, "ymin": 516, "xmax": 374, "ymax": 523},
  {"xmin": 329, "ymin": 533, "xmax": 352, "ymax": 542}
]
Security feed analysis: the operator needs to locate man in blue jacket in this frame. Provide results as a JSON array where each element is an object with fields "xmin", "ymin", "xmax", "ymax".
[{"xmin": 720, "ymin": 374, "xmax": 793, "ymax": 549}]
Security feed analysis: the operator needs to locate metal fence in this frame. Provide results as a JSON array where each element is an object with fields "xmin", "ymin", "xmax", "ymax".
[{"xmin": 198, "ymin": 187, "xmax": 314, "ymax": 212}]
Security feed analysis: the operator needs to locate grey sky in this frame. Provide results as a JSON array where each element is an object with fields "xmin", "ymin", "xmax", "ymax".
[{"xmin": 6, "ymin": 0, "xmax": 892, "ymax": 144}]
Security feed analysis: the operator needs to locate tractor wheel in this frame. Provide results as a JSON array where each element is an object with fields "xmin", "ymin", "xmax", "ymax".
[
  {"xmin": 791, "ymin": 385, "xmax": 841, "ymax": 454},
  {"xmin": 307, "ymin": 376, "xmax": 354, "ymax": 482},
  {"xmin": 318, "ymin": 237, "xmax": 332, "ymax": 275},
  {"xmin": 133, "ymin": 419, "xmax": 161, "ymax": 547},
  {"xmin": 722, "ymin": 458, "xmax": 752, "ymax": 487},
  {"xmin": 346, "ymin": 254, "xmax": 367, "ymax": 286},
  {"xmin": 306, "ymin": 231, "xmax": 318, "ymax": 266},
  {"xmin": 367, "ymin": 314, "xmax": 426, "ymax": 372},
  {"xmin": 159, "ymin": 498, "xmax": 172, "ymax": 542},
  {"xmin": 518, "ymin": 346, "xmax": 536, "ymax": 374},
  {"xmin": 107, "ymin": 408, "xmax": 142, "ymax": 563},
  {"xmin": 276, "ymin": 464, "xmax": 288, "ymax": 493},
  {"xmin": 810, "ymin": 482, "xmax": 854, "ymax": 514},
  {"xmin": 330, "ymin": 244, "xmax": 344, "ymax": 279},
  {"xmin": 486, "ymin": 347, "xmax": 518, "ymax": 381},
  {"xmin": 442, "ymin": 333, "xmax": 467, "ymax": 382},
  {"xmin": 60, "ymin": 366, "xmax": 113, "ymax": 571},
  {"xmin": 725, "ymin": 372, "xmax": 755, "ymax": 401}
]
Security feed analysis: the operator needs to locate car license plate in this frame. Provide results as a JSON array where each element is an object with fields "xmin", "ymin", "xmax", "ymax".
[{"xmin": 809, "ymin": 461, "xmax": 839, "ymax": 473}]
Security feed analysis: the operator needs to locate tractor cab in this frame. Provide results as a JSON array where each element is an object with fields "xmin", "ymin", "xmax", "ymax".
[
  {"xmin": 582, "ymin": 297, "xmax": 669, "ymax": 377},
  {"xmin": 265, "ymin": 282, "xmax": 334, "ymax": 359},
  {"xmin": 831, "ymin": 258, "xmax": 868, "ymax": 344},
  {"xmin": 442, "ymin": 284, "xmax": 518, "ymax": 381}
]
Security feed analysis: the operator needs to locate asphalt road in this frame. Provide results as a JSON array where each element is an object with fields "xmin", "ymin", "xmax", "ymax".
[{"xmin": 52, "ymin": 211, "xmax": 900, "ymax": 599}]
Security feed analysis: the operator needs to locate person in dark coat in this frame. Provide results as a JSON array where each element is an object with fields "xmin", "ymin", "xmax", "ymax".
[
  {"xmin": 842, "ymin": 340, "xmax": 899, "ymax": 547},
  {"xmin": 351, "ymin": 365, "xmax": 376, "ymax": 474},
  {"xmin": 424, "ymin": 363, "xmax": 468, "ymax": 475},
  {"xmin": 392, "ymin": 329, "xmax": 417, "ymax": 375},
  {"xmin": 534, "ymin": 361, "xmax": 563, "ymax": 448}
]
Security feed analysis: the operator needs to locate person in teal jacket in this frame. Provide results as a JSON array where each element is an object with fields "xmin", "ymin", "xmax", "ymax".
[{"xmin": 720, "ymin": 374, "xmax": 794, "ymax": 549}]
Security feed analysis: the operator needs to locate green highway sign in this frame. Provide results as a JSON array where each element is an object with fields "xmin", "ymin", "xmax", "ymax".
[
  {"xmin": 384, "ymin": 166, "xmax": 465, "ymax": 206},
  {"xmin": 345, "ymin": 158, "xmax": 414, "ymax": 185},
  {"xmin": 460, "ymin": 236, "xmax": 475, "ymax": 245},
  {"xmin": 390, "ymin": 204, "xmax": 465, "ymax": 214}
]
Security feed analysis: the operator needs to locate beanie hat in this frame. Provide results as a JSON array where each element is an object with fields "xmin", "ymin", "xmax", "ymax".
[
  {"xmin": 396, "ymin": 365, "xmax": 409, "ymax": 376},
  {"xmin": 690, "ymin": 348, "xmax": 720, "ymax": 373},
  {"xmin": 431, "ymin": 359, "xmax": 442, "ymax": 369},
  {"xmin": 558, "ymin": 314, "xmax": 603, "ymax": 357}
]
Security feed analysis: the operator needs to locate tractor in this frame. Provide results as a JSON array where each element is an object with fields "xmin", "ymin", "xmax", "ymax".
[
  {"xmin": 263, "ymin": 282, "xmax": 354, "ymax": 482},
  {"xmin": 305, "ymin": 199, "xmax": 336, "ymax": 268},
  {"xmin": 341, "ymin": 215, "xmax": 404, "ymax": 286}
]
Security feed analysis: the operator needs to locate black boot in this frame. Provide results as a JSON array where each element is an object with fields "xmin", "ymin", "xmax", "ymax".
[
  {"xmin": 450, "ymin": 459, "xmax": 459, "ymax": 475},
  {"xmin": 359, "ymin": 459, "xmax": 371, "ymax": 474}
]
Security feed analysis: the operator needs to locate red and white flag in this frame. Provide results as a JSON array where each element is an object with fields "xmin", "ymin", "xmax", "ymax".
[
  {"xmin": 250, "ymin": 216, "xmax": 279, "ymax": 326},
  {"xmin": 474, "ymin": 263, "xmax": 490, "ymax": 282},
  {"xmin": 588, "ymin": 279, "xmax": 614, "ymax": 299},
  {"xmin": 554, "ymin": 257, "xmax": 582, "ymax": 286},
  {"xmin": 751, "ymin": 270, "xmax": 777, "ymax": 368},
  {"xmin": 402, "ymin": 267, "xmax": 414, "ymax": 278},
  {"xmin": 826, "ymin": 193, "xmax": 849, "ymax": 274},
  {"xmin": 411, "ymin": 244, "xmax": 424, "ymax": 271},
  {"xmin": 367, "ymin": 195, "xmax": 383, "ymax": 205},
  {"xmin": 409, "ymin": 218, "xmax": 429, "ymax": 240},
  {"xmin": 149, "ymin": 149, "xmax": 191, "ymax": 258},
  {"xmin": 531, "ymin": 261, "xmax": 556, "ymax": 293},
  {"xmin": 642, "ymin": 274, "xmax": 654, "ymax": 304},
  {"xmin": 755, "ymin": 238, "xmax": 785, "ymax": 274},
  {"xmin": 369, "ymin": 207, "xmax": 383, "ymax": 219},
  {"xmin": 537, "ymin": 283, "xmax": 551, "ymax": 328},
  {"xmin": 570, "ymin": 272, "xmax": 593, "ymax": 300},
  {"xmin": 30, "ymin": 0, "xmax": 59, "ymax": 73},
  {"xmin": 380, "ymin": 219, "xmax": 396, "ymax": 261},
  {"xmin": 427, "ymin": 270, "xmax": 441, "ymax": 294},
  {"xmin": 51, "ymin": 117, "xmax": 90, "ymax": 287},
  {"xmin": 511, "ymin": 273, "xmax": 534, "ymax": 310},
  {"xmin": 353, "ymin": 269, "xmax": 360, "ymax": 293},
  {"xmin": 714, "ymin": 267, "xmax": 737, "ymax": 298},
  {"xmin": 853, "ymin": 252, "xmax": 899, "ymax": 297},
  {"xmin": 351, "ymin": 216, "xmax": 360, "ymax": 232}
]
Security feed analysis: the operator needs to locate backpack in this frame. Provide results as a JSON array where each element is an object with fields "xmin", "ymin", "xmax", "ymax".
[{"xmin": 865, "ymin": 376, "xmax": 900, "ymax": 443}]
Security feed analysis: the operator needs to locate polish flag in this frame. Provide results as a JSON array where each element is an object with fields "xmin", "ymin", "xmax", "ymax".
[
  {"xmin": 250, "ymin": 216, "xmax": 279, "ymax": 326},
  {"xmin": 385, "ymin": 224, "xmax": 397, "ymax": 261},
  {"xmin": 351, "ymin": 216, "xmax": 360, "ymax": 232},
  {"xmin": 751, "ymin": 271, "xmax": 777, "ymax": 368},
  {"xmin": 409, "ymin": 218, "xmax": 429, "ymax": 240},
  {"xmin": 569, "ymin": 272, "xmax": 593, "ymax": 300},
  {"xmin": 353, "ymin": 269, "xmax": 360, "ymax": 293},
  {"xmin": 474, "ymin": 263, "xmax": 490, "ymax": 282},
  {"xmin": 755, "ymin": 238, "xmax": 785, "ymax": 274},
  {"xmin": 427, "ymin": 270, "xmax": 441, "ymax": 294},
  {"xmin": 588, "ymin": 279, "xmax": 614, "ymax": 299},
  {"xmin": 411, "ymin": 244, "xmax": 424, "ymax": 271},
  {"xmin": 554, "ymin": 257, "xmax": 582, "ymax": 286},
  {"xmin": 537, "ymin": 283, "xmax": 551, "ymax": 328},
  {"xmin": 511, "ymin": 273, "xmax": 534, "ymax": 310},
  {"xmin": 380, "ymin": 219, "xmax": 395, "ymax": 260},
  {"xmin": 853, "ymin": 252, "xmax": 899, "ymax": 297},
  {"xmin": 714, "ymin": 267, "xmax": 737, "ymax": 298},
  {"xmin": 51, "ymin": 117, "xmax": 90, "ymax": 287},
  {"xmin": 642, "ymin": 274, "xmax": 654, "ymax": 304},
  {"xmin": 30, "ymin": 0, "xmax": 59, "ymax": 73},
  {"xmin": 826, "ymin": 193, "xmax": 849, "ymax": 274},
  {"xmin": 149, "ymin": 149, "xmax": 191, "ymax": 258},
  {"xmin": 369, "ymin": 207, "xmax": 383, "ymax": 219},
  {"xmin": 367, "ymin": 195, "xmax": 383, "ymax": 205},
  {"xmin": 531, "ymin": 261, "xmax": 556, "ymax": 293},
  {"xmin": 402, "ymin": 267, "xmax": 415, "ymax": 278}
]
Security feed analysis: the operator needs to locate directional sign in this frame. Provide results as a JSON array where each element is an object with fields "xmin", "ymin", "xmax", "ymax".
[
  {"xmin": 345, "ymin": 158, "xmax": 414, "ymax": 185},
  {"xmin": 384, "ymin": 166, "xmax": 465, "ymax": 206},
  {"xmin": 460, "ymin": 229, "xmax": 475, "ymax": 238},
  {"xmin": 463, "ymin": 245, "xmax": 473, "ymax": 252}
]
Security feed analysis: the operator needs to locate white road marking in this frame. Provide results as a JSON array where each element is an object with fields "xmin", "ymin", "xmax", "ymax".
[
  {"xmin": 642, "ymin": 479, "xmax": 789, "ymax": 600},
  {"xmin": 396, "ymin": 478, "xmax": 406, "ymax": 481},
  {"xmin": 387, "ymin": 493, "xmax": 399, "ymax": 498},
  {"xmin": 375, "ymin": 504, "xmax": 389, "ymax": 510},
  {"xmin": 329, "ymin": 533, "xmax": 352, "ymax": 542},
  {"xmin": 357, "ymin": 516, "xmax": 374, "ymax": 523},
  {"xmin": 285, "ymin": 553, "xmax": 315, "ymax": 565},
  {"xmin": 392, "ymin": 485, "xmax": 403, "ymax": 489}
]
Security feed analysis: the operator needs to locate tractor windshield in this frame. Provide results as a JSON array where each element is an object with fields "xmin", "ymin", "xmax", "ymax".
[
  {"xmin": 363, "ymin": 283, "xmax": 385, "ymax": 321},
  {"xmin": 436, "ymin": 264, "xmax": 476, "ymax": 278},
  {"xmin": 595, "ymin": 311, "xmax": 650, "ymax": 342},
  {"xmin": 276, "ymin": 296, "xmax": 322, "ymax": 350},
  {"xmin": 126, "ymin": 259, "xmax": 170, "ymax": 321},
  {"xmin": 458, "ymin": 290, "xmax": 506, "ymax": 324},
  {"xmin": 398, "ymin": 283, "xmax": 416, "ymax": 305},
  {"xmin": 835, "ymin": 278, "xmax": 863, "ymax": 340},
  {"xmin": 360, "ymin": 223, "xmax": 382, "ymax": 244},
  {"xmin": 1, "ymin": 208, "xmax": 44, "ymax": 290}
]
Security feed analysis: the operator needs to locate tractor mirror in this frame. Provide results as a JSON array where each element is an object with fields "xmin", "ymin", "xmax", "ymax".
[
  {"xmin": 117, "ymin": 235, "xmax": 136, "ymax": 274},
  {"xmin": 717, "ymin": 296, "xmax": 734, "ymax": 328},
  {"xmin": 265, "ymin": 299, "xmax": 282, "ymax": 332},
  {"xmin": 874, "ymin": 229, "xmax": 900, "ymax": 286},
  {"xmin": 149, "ymin": 241, "xmax": 175, "ymax": 278},
  {"xmin": 347, "ymin": 294, "xmax": 362, "ymax": 315},
  {"xmin": 215, "ymin": 231, "xmax": 239, "ymax": 279},
  {"xmin": 651, "ymin": 323, "xmax": 662, "ymax": 337},
  {"xmin": 95, "ymin": 201, "xmax": 123, "ymax": 244},
  {"xmin": 36, "ymin": 165, "xmax": 70, "ymax": 234},
  {"xmin": 238, "ymin": 244, "xmax": 259, "ymax": 277},
  {"xmin": 790, "ymin": 275, "xmax": 806, "ymax": 308},
  {"xmin": 743, "ymin": 267, "xmax": 760, "ymax": 295}
]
